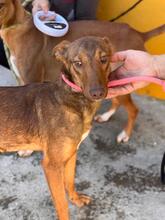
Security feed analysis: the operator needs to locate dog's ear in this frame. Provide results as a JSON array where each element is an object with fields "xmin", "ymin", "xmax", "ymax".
[
  {"xmin": 52, "ymin": 40, "xmax": 71, "ymax": 65},
  {"xmin": 102, "ymin": 37, "xmax": 119, "ymax": 71},
  {"xmin": 102, "ymin": 37, "xmax": 114, "ymax": 53}
]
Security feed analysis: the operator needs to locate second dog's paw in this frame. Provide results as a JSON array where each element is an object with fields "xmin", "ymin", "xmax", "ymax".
[
  {"xmin": 117, "ymin": 130, "xmax": 130, "ymax": 143},
  {"xmin": 70, "ymin": 192, "xmax": 91, "ymax": 207},
  {"xmin": 94, "ymin": 110, "xmax": 115, "ymax": 123},
  {"xmin": 18, "ymin": 150, "xmax": 33, "ymax": 157}
]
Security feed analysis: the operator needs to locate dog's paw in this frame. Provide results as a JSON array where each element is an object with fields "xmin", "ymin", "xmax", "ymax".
[
  {"xmin": 117, "ymin": 130, "xmax": 130, "ymax": 143},
  {"xmin": 70, "ymin": 192, "xmax": 91, "ymax": 207},
  {"xmin": 17, "ymin": 150, "xmax": 33, "ymax": 157},
  {"xmin": 94, "ymin": 109, "xmax": 116, "ymax": 123}
]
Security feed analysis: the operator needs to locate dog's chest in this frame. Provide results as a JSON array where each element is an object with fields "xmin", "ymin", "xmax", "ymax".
[
  {"xmin": 76, "ymin": 103, "xmax": 100, "ymax": 150},
  {"xmin": 77, "ymin": 130, "xmax": 90, "ymax": 150},
  {"xmin": 10, "ymin": 55, "xmax": 22, "ymax": 82}
]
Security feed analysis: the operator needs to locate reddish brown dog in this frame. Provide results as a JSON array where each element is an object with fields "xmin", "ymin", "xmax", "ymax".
[{"xmin": 0, "ymin": 36, "xmax": 114, "ymax": 220}]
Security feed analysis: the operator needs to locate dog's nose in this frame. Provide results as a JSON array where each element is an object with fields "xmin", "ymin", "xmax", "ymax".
[{"xmin": 89, "ymin": 87, "xmax": 105, "ymax": 99}]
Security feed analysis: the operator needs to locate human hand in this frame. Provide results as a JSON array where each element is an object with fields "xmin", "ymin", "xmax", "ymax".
[
  {"xmin": 107, "ymin": 50, "xmax": 158, "ymax": 98},
  {"xmin": 32, "ymin": 0, "xmax": 50, "ymax": 15},
  {"xmin": 32, "ymin": 0, "xmax": 56, "ymax": 21}
]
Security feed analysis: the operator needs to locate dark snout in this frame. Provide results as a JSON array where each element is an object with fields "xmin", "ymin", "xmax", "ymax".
[
  {"xmin": 89, "ymin": 86, "xmax": 107, "ymax": 100},
  {"xmin": 84, "ymin": 71, "xmax": 108, "ymax": 101}
]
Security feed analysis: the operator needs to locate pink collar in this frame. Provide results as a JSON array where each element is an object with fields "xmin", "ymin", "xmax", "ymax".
[
  {"xmin": 62, "ymin": 73, "xmax": 165, "ymax": 93},
  {"xmin": 61, "ymin": 73, "xmax": 82, "ymax": 92}
]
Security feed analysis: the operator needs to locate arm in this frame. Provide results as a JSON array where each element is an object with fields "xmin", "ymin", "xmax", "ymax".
[
  {"xmin": 153, "ymin": 55, "xmax": 165, "ymax": 79},
  {"xmin": 107, "ymin": 50, "xmax": 165, "ymax": 98}
]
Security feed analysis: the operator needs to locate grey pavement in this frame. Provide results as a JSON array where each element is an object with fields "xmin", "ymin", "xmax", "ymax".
[{"xmin": 0, "ymin": 65, "xmax": 165, "ymax": 220}]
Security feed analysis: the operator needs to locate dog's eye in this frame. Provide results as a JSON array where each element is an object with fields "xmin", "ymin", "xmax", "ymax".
[
  {"xmin": 73, "ymin": 61, "xmax": 82, "ymax": 68},
  {"xmin": 100, "ymin": 56, "xmax": 108, "ymax": 64}
]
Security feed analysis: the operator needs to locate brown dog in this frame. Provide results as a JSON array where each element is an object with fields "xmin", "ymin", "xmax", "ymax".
[
  {"xmin": 2, "ymin": 0, "xmax": 159, "ymax": 147},
  {"xmin": 0, "ymin": 36, "xmax": 113, "ymax": 220}
]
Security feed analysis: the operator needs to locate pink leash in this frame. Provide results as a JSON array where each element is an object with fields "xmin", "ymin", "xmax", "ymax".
[
  {"xmin": 107, "ymin": 76, "xmax": 165, "ymax": 91},
  {"xmin": 62, "ymin": 73, "xmax": 165, "ymax": 92}
]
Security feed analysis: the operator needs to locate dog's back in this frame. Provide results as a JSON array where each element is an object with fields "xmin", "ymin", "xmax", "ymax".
[{"xmin": 0, "ymin": 79, "xmax": 97, "ymax": 153}]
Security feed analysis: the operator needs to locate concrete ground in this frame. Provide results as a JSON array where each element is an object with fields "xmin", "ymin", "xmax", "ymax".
[{"xmin": 0, "ymin": 65, "xmax": 165, "ymax": 220}]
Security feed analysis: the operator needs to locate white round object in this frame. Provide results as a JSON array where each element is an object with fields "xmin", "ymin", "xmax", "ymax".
[{"xmin": 33, "ymin": 11, "xmax": 69, "ymax": 37}]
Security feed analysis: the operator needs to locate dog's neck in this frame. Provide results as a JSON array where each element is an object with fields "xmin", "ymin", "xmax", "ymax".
[
  {"xmin": 59, "ymin": 68, "xmax": 101, "ymax": 117},
  {"xmin": 2, "ymin": 0, "xmax": 30, "ymax": 29},
  {"xmin": 60, "ymin": 67, "xmax": 83, "ymax": 95},
  {"xmin": 61, "ymin": 67, "xmax": 84, "ymax": 92},
  {"xmin": 62, "ymin": 67, "xmax": 75, "ymax": 84}
]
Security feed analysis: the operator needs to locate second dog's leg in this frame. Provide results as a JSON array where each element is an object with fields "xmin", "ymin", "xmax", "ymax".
[
  {"xmin": 117, "ymin": 95, "xmax": 138, "ymax": 143},
  {"xmin": 64, "ymin": 152, "xmax": 91, "ymax": 207},
  {"xmin": 42, "ymin": 157, "xmax": 69, "ymax": 220},
  {"xmin": 94, "ymin": 95, "xmax": 138, "ymax": 143},
  {"xmin": 94, "ymin": 98, "xmax": 120, "ymax": 122}
]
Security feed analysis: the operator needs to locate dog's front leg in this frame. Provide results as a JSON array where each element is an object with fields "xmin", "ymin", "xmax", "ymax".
[
  {"xmin": 64, "ymin": 152, "xmax": 91, "ymax": 207},
  {"xmin": 42, "ymin": 157, "xmax": 69, "ymax": 220}
]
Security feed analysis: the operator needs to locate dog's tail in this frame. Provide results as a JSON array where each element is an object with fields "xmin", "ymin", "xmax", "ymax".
[{"xmin": 140, "ymin": 24, "xmax": 165, "ymax": 42}]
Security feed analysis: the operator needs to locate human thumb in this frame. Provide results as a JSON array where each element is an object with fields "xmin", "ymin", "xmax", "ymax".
[{"xmin": 111, "ymin": 51, "xmax": 128, "ymax": 63}]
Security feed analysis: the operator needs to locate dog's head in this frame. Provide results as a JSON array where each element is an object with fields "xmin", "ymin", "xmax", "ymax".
[{"xmin": 53, "ymin": 36, "xmax": 113, "ymax": 101}]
